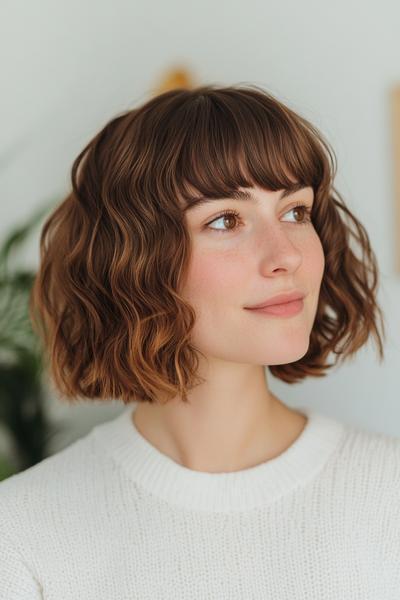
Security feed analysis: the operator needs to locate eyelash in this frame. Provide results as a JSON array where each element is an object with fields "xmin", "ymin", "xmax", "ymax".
[{"xmin": 204, "ymin": 203, "xmax": 313, "ymax": 234}]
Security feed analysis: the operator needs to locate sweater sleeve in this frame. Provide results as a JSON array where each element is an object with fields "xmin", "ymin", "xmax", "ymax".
[{"xmin": 0, "ymin": 528, "xmax": 43, "ymax": 599}]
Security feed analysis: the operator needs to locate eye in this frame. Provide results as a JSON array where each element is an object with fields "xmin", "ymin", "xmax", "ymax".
[{"xmin": 204, "ymin": 203, "xmax": 313, "ymax": 234}]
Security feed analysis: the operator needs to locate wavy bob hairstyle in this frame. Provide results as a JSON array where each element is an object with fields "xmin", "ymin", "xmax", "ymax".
[{"xmin": 29, "ymin": 84, "xmax": 386, "ymax": 405}]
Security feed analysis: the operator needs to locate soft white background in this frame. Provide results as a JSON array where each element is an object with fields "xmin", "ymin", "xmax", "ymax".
[{"xmin": 0, "ymin": 0, "xmax": 399, "ymax": 455}]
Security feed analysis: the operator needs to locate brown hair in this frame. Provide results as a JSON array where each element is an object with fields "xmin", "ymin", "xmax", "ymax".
[{"xmin": 29, "ymin": 84, "xmax": 386, "ymax": 405}]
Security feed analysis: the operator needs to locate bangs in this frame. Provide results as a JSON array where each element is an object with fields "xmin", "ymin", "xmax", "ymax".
[{"xmin": 142, "ymin": 86, "xmax": 327, "ymax": 209}]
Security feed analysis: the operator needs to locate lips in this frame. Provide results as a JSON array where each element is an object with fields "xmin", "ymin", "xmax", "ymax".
[{"xmin": 245, "ymin": 291, "xmax": 305, "ymax": 309}]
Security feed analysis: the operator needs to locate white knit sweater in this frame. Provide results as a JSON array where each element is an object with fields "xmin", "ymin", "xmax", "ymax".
[{"xmin": 1, "ymin": 401, "xmax": 400, "ymax": 599}]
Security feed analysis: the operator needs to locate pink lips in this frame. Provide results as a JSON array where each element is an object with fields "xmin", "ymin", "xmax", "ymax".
[
  {"xmin": 244, "ymin": 291, "xmax": 305, "ymax": 318},
  {"xmin": 245, "ymin": 290, "xmax": 305, "ymax": 310},
  {"xmin": 246, "ymin": 298, "xmax": 304, "ymax": 317}
]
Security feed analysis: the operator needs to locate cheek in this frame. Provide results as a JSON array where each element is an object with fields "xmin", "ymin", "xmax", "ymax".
[
  {"xmin": 183, "ymin": 251, "xmax": 243, "ymax": 306},
  {"xmin": 300, "ymin": 234, "xmax": 325, "ymax": 320},
  {"xmin": 306, "ymin": 234, "xmax": 325, "ymax": 284}
]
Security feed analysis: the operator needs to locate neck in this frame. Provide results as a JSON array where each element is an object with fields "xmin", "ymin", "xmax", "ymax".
[{"xmin": 132, "ymin": 393, "xmax": 308, "ymax": 473}]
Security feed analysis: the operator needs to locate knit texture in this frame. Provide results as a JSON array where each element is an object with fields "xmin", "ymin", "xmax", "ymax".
[{"xmin": 1, "ymin": 401, "xmax": 400, "ymax": 599}]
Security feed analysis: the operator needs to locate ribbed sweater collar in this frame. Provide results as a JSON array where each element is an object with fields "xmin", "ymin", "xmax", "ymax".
[{"xmin": 91, "ymin": 401, "xmax": 346, "ymax": 513}]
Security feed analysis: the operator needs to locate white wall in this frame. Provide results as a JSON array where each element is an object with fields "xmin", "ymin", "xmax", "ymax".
[{"xmin": 1, "ymin": 0, "xmax": 399, "ymax": 454}]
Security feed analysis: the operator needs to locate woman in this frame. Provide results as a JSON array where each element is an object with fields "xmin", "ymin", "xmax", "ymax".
[{"xmin": 1, "ymin": 84, "xmax": 398, "ymax": 599}]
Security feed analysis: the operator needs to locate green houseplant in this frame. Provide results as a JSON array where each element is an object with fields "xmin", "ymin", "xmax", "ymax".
[{"xmin": 0, "ymin": 199, "xmax": 64, "ymax": 480}]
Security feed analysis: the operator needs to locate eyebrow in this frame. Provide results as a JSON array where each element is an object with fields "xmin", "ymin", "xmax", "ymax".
[{"xmin": 183, "ymin": 183, "xmax": 311, "ymax": 213}]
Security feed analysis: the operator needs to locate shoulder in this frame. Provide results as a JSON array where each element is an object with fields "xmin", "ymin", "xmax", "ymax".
[
  {"xmin": 0, "ymin": 426, "xmax": 111, "ymax": 531},
  {"xmin": 305, "ymin": 408, "xmax": 400, "ymax": 484},
  {"xmin": 329, "ymin": 418, "xmax": 400, "ymax": 512},
  {"xmin": 0, "ymin": 428, "xmax": 111, "ymax": 597},
  {"xmin": 338, "ymin": 420, "xmax": 400, "ymax": 475}
]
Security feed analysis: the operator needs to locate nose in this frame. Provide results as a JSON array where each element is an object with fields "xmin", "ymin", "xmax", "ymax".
[{"xmin": 256, "ymin": 227, "xmax": 303, "ymax": 274}]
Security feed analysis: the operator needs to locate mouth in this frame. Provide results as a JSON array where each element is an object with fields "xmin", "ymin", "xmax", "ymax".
[
  {"xmin": 244, "ymin": 297, "xmax": 304, "ymax": 317},
  {"xmin": 244, "ymin": 291, "xmax": 305, "ymax": 310}
]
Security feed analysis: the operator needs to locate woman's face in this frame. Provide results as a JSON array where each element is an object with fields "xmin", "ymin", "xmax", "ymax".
[{"xmin": 180, "ymin": 184, "xmax": 325, "ymax": 367}]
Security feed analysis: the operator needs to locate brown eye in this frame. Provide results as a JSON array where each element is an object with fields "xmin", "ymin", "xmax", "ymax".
[
  {"xmin": 205, "ymin": 210, "xmax": 242, "ymax": 233},
  {"xmin": 284, "ymin": 204, "xmax": 313, "ymax": 226},
  {"xmin": 293, "ymin": 206, "xmax": 305, "ymax": 222}
]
